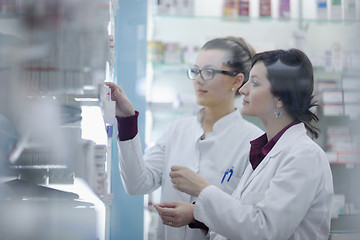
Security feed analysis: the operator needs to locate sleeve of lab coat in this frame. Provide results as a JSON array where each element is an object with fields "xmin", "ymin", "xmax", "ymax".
[
  {"xmin": 194, "ymin": 144, "xmax": 326, "ymax": 240},
  {"xmin": 117, "ymin": 127, "xmax": 170, "ymax": 195}
]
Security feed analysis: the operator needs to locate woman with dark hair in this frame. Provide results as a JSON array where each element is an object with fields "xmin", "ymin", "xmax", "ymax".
[
  {"xmin": 105, "ymin": 37, "xmax": 263, "ymax": 240},
  {"xmin": 156, "ymin": 49, "xmax": 334, "ymax": 240}
]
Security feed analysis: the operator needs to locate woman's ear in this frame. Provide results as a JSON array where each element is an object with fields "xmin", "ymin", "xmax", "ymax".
[
  {"xmin": 234, "ymin": 73, "xmax": 244, "ymax": 89},
  {"xmin": 275, "ymin": 97, "xmax": 283, "ymax": 108}
]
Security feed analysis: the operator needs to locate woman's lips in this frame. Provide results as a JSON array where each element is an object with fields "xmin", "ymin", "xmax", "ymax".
[{"xmin": 197, "ymin": 89, "xmax": 207, "ymax": 94}]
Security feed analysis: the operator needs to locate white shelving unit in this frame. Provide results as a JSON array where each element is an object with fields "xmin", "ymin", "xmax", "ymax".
[{"xmin": 0, "ymin": 1, "xmax": 115, "ymax": 239}]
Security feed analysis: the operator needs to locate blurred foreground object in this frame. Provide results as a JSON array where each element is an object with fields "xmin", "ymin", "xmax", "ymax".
[{"xmin": 0, "ymin": 0, "xmax": 113, "ymax": 239}]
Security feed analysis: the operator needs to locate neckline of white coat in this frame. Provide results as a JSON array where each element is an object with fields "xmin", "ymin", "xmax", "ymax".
[
  {"xmin": 196, "ymin": 108, "xmax": 245, "ymax": 133},
  {"xmin": 266, "ymin": 122, "xmax": 307, "ymax": 158},
  {"xmin": 237, "ymin": 123, "xmax": 308, "ymax": 195}
]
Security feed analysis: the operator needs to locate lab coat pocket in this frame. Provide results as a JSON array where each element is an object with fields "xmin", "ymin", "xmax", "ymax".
[
  {"xmin": 242, "ymin": 192, "xmax": 265, "ymax": 205},
  {"xmin": 221, "ymin": 176, "xmax": 241, "ymax": 194}
]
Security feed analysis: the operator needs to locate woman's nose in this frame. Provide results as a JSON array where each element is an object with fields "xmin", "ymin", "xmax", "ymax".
[
  {"xmin": 239, "ymin": 82, "xmax": 248, "ymax": 95},
  {"xmin": 194, "ymin": 74, "xmax": 205, "ymax": 84}
]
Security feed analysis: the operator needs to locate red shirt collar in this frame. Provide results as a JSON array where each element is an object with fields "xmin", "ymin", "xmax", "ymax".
[{"xmin": 249, "ymin": 121, "xmax": 300, "ymax": 170}]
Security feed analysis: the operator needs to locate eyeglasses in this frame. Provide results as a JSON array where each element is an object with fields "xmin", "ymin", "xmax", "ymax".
[{"xmin": 187, "ymin": 68, "xmax": 238, "ymax": 81}]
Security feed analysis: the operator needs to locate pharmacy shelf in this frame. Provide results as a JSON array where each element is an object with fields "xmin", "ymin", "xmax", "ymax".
[
  {"xmin": 330, "ymin": 213, "xmax": 360, "ymax": 236},
  {"xmin": 330, "ymin": 162, "xmax": 360, "ymax": 165},
  {"xmin": 153, "ymin": 14, "xmax": 360, "ymax": 23},
  {"xmin": 152, "ymin": 63, "xmax": 357, "ymax": 75}
]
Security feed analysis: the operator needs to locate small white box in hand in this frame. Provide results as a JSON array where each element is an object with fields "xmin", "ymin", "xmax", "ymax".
[{"xmin": 103, "ymin": 86, "xmax": 116, "ymax": 125}]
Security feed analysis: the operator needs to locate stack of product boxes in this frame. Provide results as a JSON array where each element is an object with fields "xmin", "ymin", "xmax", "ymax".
[
  {"xmin": 317, "ymin": 77, "xmax": 360, "ymax": 119},
  {"xmin": 319, "ymin": 80, "xmax": 344, "ymax": 117},
  {"xmin": 326, "ymin": 125, "xmax": 359, "ymax": 164},
  {"xmin": 318, "ymin": 71, "xmax": 360, "ymax": 164},
  {"xmin": 314, "ymin": 40, "xmax": 360, "ymax": 120},
  {"xmin": 80, "ymin": 140, "xmax": 108, "ymax": 196},
  {"xmin": 342, "ymin": 75, "xmax": 360, "ymax": 119},
  {"xmin": 148, "ymin": 41, "xmax": 199, "ymax": 65},
  {"xmin": 317, "ymin": 0, "xmax": 359, "ymax": 20},
  {"xmin": 151, "ymin": 0, "xmax": 194, "ymax": 15}
]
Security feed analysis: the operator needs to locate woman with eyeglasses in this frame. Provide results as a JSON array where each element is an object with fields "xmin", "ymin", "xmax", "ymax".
[
  {"xmin": 105, "ymin": 37, "xmax": 263, "ymax": 240},
  {"xmin": 155, "ymin": 49, "xmax": 334, "ymax": 240}
]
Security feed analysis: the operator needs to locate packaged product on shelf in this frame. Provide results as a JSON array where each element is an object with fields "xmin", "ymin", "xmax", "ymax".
[
  {"xmin": 107, "ymin": 36, "xmax": 115, "ymax": 79},
  {"xmin": 151, "ymin": 0, "xmax": 169, "ymax": 15},
  {"xmin": 320, "ymin": 91, "xmax": 344, "ymax": 115},
  {"xmin": 326, "ymin": 126, "xmax": 357, "ymax": 155},
  {"xmin": 322, "ymin": 104, "xmax": 344, "ymax": 116},
  {"xmin": 350, "ymin": 51, "xmax": 360, "ymax": 69},
  {"xmin": 175, "ymin": 0, "xmax": 194, "ymax": 15},
  {"xmin": 163, "ymin": 42, "xmax": 182, "ymax": 64},
  {"xmin": 279, "ymin": 0, "xmax": 290, "ymax": 18},
  {"xmin": 353, "ymin": 135, "xmax": 360, "ymax": 152},
  {"xmin": 337, "ymin": 152, "xmax": 360, "ymax": 163},
  {"xmin": 344, "ymin": 104, "xmax": 360, "ymax": 119},
  {"xmin": 148, "ymin": 41, "xmax": 164, "ymax": 63},
  {"xmin": 330, "ymin": 0, "xmax": 342, "ymax": 20},
  {"xmin": 344, "ymin": 0, "xmax": 357, "ymax": 19},
  {"xmin": 326, "ymin": 152, "xmax": 337, "ymax": 163},
  {"xmin": 315, "ymin": 80, "xmax": 338, "ymax": 92},
  {"xmin": 327, "ymin": 135, "xmax": 353, "ymax": 152},
  {"xmin": 327, "ymin": 125, "xmax": 351, "ymax": 136},
  {"xmin": 183, "ymin": 45, "xmax": 199, "ymax": 65},
  {"xmin": 316, "ymin": 0, "xmax": 328, "ymax": 19},
  {"xmin": 259, "ymin": 0, "xmax": 271, "ymax": 17},
  {"xmin": 331, "ymin": 42, "xmax": 343, "ymax": 72},
  {"xmin": 0, "ymin": 0, "xmax": 16, "ymax": 14},
  {"xmin": 194, "ymin": 0, "xmax": 223, "ymax": 16},
  {"xmin": 238, "ymin": 0, "xmax": 249, "ymax": 17},
  {"xmin": 162, "ymin": 0, "xmax": 194, "ymax": 15},
  {"xmin": 223, "ymin": 0, "xmax": 237, "ymax": 17},
  {"xmin": 321, "ymin": 89, "xmax": 343, "ymax": 104},
  {"xmin": 324, "ymin": 50, "xmax": 333, "ymax": 72},
  {"xmin": 343, "ymin": 91, "xmax": 360, "ymax": 104},
  {"xmin": 342, "ymin": 76, "xmax": 360, "ymax": 90},
  {"xmin": 331, "ymin": 194, "xmax": 345, "ymax": 218}
]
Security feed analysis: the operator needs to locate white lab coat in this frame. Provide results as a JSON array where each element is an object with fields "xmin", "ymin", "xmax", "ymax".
[
  {"xmin": 194, "ymin": 123, "xmax": 334, "ymax": 240},
  {"xmin": 117, "ymin": 109, "xmax": 263, "ymax": 240}
]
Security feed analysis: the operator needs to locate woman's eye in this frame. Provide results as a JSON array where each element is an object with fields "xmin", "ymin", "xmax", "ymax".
[{"xmin": 252, "ymin": 81, "xmax": 259, "ymax": 87}]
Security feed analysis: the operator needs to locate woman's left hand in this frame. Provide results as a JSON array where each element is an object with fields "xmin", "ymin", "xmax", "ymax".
[
  {"xmin": 169, "ymin": 166, "xmax": 210, "ymax": 197},
  {"xmin": 154, "ymin": 201, "xmax": 195, "ymax": 228}
]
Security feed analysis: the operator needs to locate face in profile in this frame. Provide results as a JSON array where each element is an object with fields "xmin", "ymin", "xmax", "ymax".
[
  {"xmin": 239, "ymin": 61, "xmax": 278, "ymax": 121},
  {"xmin": 192, "ymin": 49, "xmax": 237, "ymax": 107}
]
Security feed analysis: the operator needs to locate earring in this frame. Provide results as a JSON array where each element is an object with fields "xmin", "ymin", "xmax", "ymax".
[
  {"xmin": 231, "ymin": 88, "xmax": 235, "ymax": 92},
  {"xmin": 274, "ymin": 111, "xmax": 283, "ymax": 119}
]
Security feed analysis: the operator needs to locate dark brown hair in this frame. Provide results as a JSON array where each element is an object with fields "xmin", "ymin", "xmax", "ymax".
[
  {"xmin": 252, "ymin": 49, "xmax": 319, "ymax": 138},
  {"xmin": 201, "ymin": 37, "xmax": 255, "ymax": 96}
]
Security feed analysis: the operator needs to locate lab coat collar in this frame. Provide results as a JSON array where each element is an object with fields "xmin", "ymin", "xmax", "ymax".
[
  {"xmin": 239, "ymin": 123, "xmax": 306, "ymax": 193},
  {"xmin": 266, "ymin": 122, "xmax": 306, "ymax": 158},
  {"xmin": 196, "ymin": 108, "xmax": 244, "ymax": 133},
  {"xmin": 238, "ymin": 156, "xmax": 271, "ymax": 195}
]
